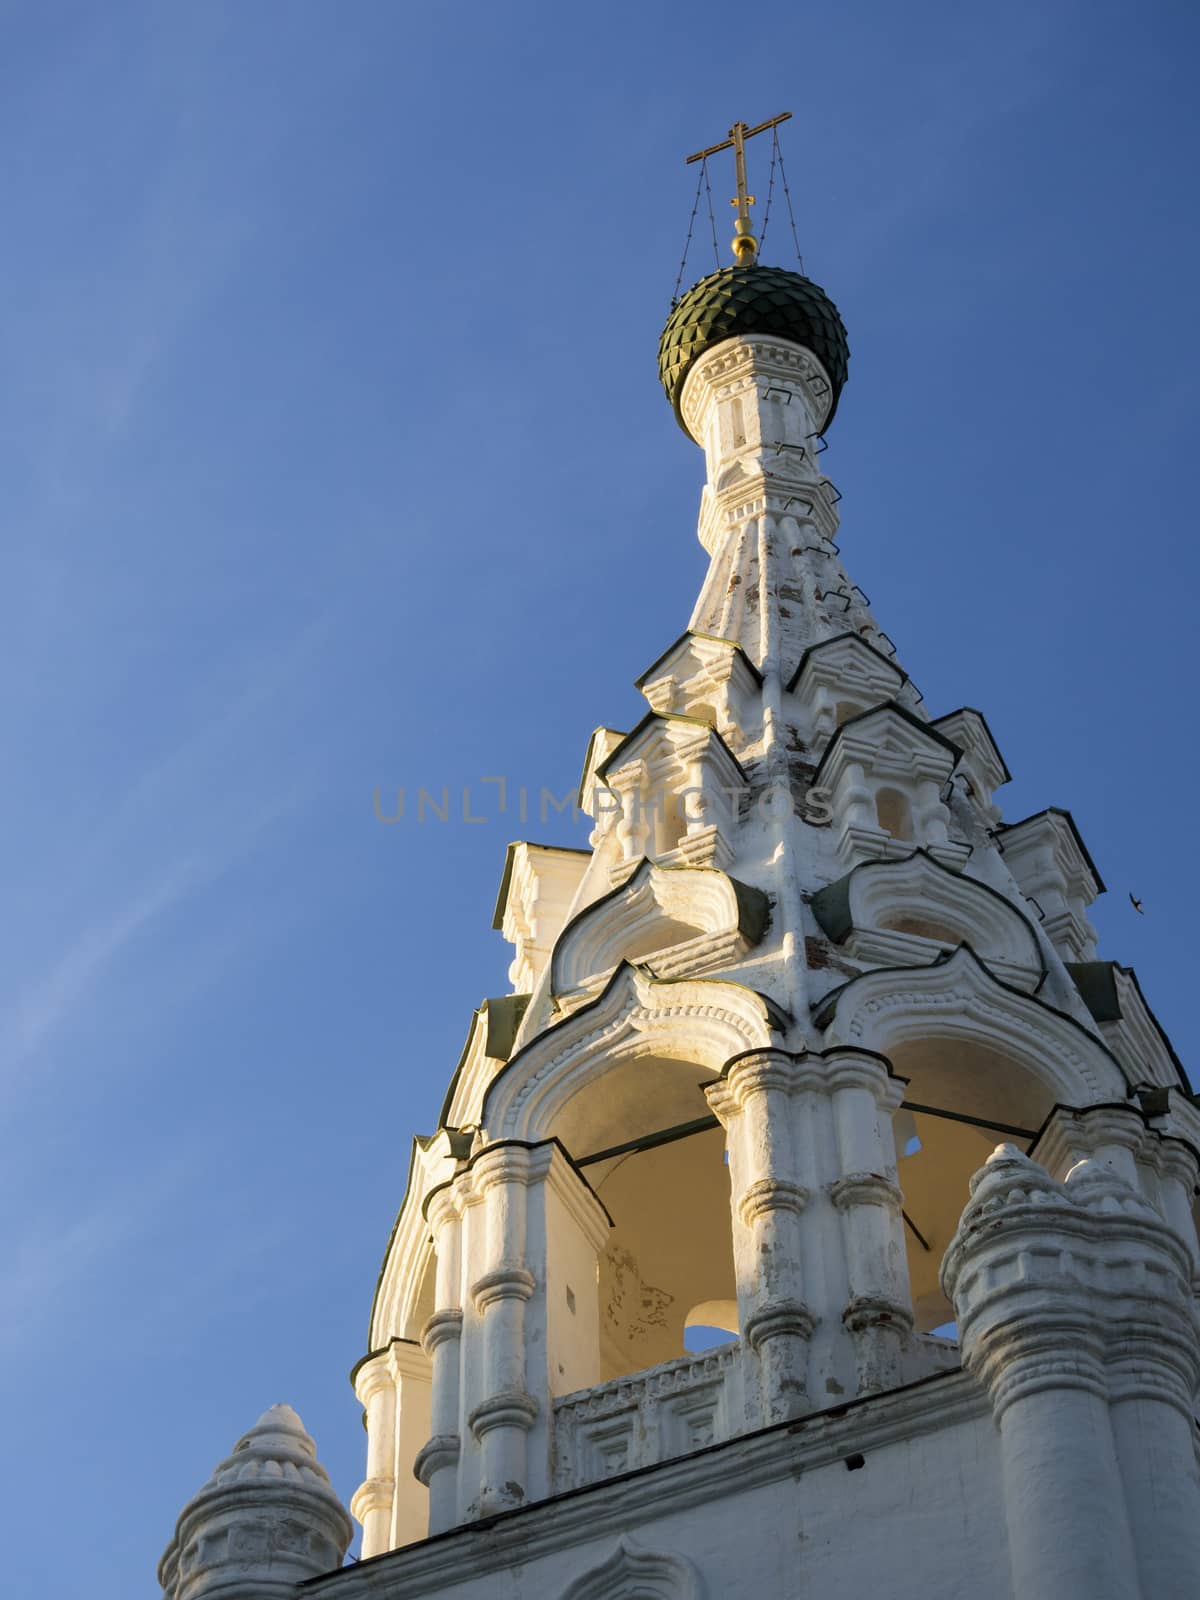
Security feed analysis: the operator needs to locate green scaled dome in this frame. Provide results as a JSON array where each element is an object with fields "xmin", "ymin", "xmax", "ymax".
[{"xmin": 658, "ymin": 264, "xmax": 850, "ymax": 435}]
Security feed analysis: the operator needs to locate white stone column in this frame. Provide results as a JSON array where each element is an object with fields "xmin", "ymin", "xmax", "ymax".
[
  {"xmin": 838, "ymin": 760, "xmax": 874, "ymax": 838},
  {"xmin": 942, "ymin": 1145, "xmax": 1160, "ymax": 1600},
  {"xmin": 460, "ymin": 1140, "xmax": 608, "ymax": 1516},
  {"xmin": 349, "ymin": 1353, "xmax": 396, "ymax": 1559},
  {"xmin": 1156, "ymin": 1140, "xmax": 1200, "ymax": 1286},
  {"xmin": 415, "ymin": 1183, "xmax": 465, "ymax": 1534},
  {"xmin": 707, "ymin": 1051, "xmax": 816, "ymax": 1423},
  {"xmin": 913, "ymin": 776, "xmax": 951, "ymax": 850},
  {"xmin": 466, "ymin": 1144, "xmax": 546, "ymax": 1515},
  {"xmin": 386, "ymin": 1340, "xmax": 431, "ymax": 1548},
  {"xmin": 825, "ymin": 1050, "xmax": 913, "ymax": 1393},
  {"xmin": 1072, "ymin": 1157, "xmax": 1200, "ymax": 1597}
]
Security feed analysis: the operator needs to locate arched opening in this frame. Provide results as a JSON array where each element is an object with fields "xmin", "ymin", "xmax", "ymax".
[
  {"xmin": 890, "ymin": 1036, "xmax": 1053, "ymax": 1332},
  {"xmin": 684, "ymin": 1300, "xmax": 738, "ymax": 1352},
  {"xmin": 554, "ymin": 1054, "xmax": 738, "ymax": 1385},
  {"xmin": 875, "ymin": 786, "xmax": 913, "ymax": 841}
]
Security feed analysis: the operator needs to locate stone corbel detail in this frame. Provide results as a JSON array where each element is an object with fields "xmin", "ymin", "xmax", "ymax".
[{"xmin": 942, "ymin": 1144, "xmax": 1200, "ymax": 1600}]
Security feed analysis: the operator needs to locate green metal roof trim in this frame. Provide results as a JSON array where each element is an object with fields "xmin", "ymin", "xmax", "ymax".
[
  {"xmin": 1064, "ymin": 961, "xmax": 1123, "ymax": 1025},
  {"xmin": 809, "ymin": 873, "xmax": 855, "ymax": 947},
  {"xmin": 549, "ymin": 859, "xmax": 771, "ymax": 997},
  {"xmin": 812, "ymin": 944, "xmax": 1131, "ymax": 1090},
  {"xmin": 436, "ymin": 994, "xmax": 532, "ymax": 1129},
  {"xmin": 659, "ymin": 265, "xmax": 850, "ymax": 434},
  {"xmin": 931, "ymin": 705, "xmax": 1013, "ymax": 785},
  {"xmin": 810, "ymin": 699, "xmax": 962, "ymax": 790},
  {"xmin": 595, "ymin": 710, "xmax": 748, "ymax": 785},
  {"xmin": 491, "ymin": 840, "xmax": 592, "ymax": 931},
  {"xmin": 633, "ymin": 629, "xmax": 764, "ymax": 691},
  {"xmin": 1065, "ymin": 961, "xmax": 1190, "ymax": 1091},
  {"xmin": 785, "ymin": 630, "xmax": 908, "ymax": 697},
  {"xmin": 810, "ymin": 849, "xmax": 1048, "ymax": 988},
  {"xmin": 480, "ymin": 960, "xmax": 792, "ymax": 1131}
]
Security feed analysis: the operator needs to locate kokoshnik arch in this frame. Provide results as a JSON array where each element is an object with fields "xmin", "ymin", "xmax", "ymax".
[{"xmin": 159, "ymin": 119, "xmax": 1200, "ymax": 1600}]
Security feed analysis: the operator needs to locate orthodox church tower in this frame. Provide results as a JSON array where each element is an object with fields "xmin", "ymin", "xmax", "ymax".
[{"xmin": 162, "ymin": 120, "xmax": 1200, "ymax": 1600}]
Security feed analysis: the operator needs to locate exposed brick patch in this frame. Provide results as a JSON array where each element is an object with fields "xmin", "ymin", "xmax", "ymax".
[{"xmin": 805, "ymin": 936, "xmax": 861, "ymax": 979}]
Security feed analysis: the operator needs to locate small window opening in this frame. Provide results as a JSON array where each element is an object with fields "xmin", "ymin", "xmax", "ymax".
[{"xmin": 875, "ymin": 786, "xmax": 914, "ymax": 841}]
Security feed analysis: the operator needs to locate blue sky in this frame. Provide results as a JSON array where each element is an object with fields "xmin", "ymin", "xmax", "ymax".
[{"xmin": 2, "ymin": 2, "xmax": 1197, "ymax": 1591}]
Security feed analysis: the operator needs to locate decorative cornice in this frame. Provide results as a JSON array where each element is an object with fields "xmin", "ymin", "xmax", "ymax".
[
  {"xmin": 560, "ymin": 1535, "xmax": 704, "ymax": 1600},
  {"xmin": 299, "ymin": 1371, "xmax": 985, "ymax": 1600}
]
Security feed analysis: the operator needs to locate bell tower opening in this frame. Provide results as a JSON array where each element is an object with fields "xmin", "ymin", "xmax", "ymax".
[{"xmin": 554, "ymin": 1054, "xmax": 738, "ymax": 1386}]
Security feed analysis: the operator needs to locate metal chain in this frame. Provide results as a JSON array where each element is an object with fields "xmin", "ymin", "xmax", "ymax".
[
  {"xmin": 702, "ymin": 156, "xmax": 720, "ymax": 271},
  {"xmin": 776, "ymin": 135, "xmax": 804, "ymax": 274},
  {"xmin": 672, "ymin": 161, "xmax": 707, "ymax": 305},
  {"xmin": 759, "ymin": 126, "xmax": 780, "ymax": 255}
]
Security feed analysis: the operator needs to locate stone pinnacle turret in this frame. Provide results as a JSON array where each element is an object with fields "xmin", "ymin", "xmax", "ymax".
[{"xmin": 159, "ymin": 1404, "xmax": 353, "ymax": 1600}]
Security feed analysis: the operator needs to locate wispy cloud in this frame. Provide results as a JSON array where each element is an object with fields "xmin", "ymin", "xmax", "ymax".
[
  {"xmin": 1, "ymin": 616, "xmax": 334, "ymax": 1079},
  {"xmin": 0, "ymin": 1143, "xmax": 288, "ymax": 1358}
]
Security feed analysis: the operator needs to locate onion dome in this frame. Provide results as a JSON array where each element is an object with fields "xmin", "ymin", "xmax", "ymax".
[
  {"xmin": 659, "ymin": 264, "xmax": 850, "ymax": 434},
  {"xmin": 159, "ymin": 1404, "xmax": 353, "ymax": 1599}
]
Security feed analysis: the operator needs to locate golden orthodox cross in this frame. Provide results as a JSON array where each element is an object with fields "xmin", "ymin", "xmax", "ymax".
[{"xmin": 686, "ymin": 112, "xmax": 791, "ymax": 266}]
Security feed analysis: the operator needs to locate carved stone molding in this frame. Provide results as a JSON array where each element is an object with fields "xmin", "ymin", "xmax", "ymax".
[
  {"xmin": 159, "ymin": 1405, "xmax": 352, "ymax": 1600},
  {"xmin": 412, "ymin": 1433, "xmax": 460, "ymax": 1487},
  {"xmin": 942, "ymin": 1145, "xmax": 1200, "ymax": 1420},
  {"xmin": 742, "ymin": 1296, "xmax": 817, "ymax": 1352},
  {"xmin": 419, "ymin": 1308, "xmax": 463, "ymax": 1357},
  {"xmin": 471, "ymin": 1264, "xmax": 536, "ymax": 1314},
  {"xmin": 559, "ymin": 1534, "xmax": 705, "ymax": 1600},
  {"xmin": 829, "ymin": 1172, "xmax": 903, "ymax": 1213},
  {"xmin": 467, "ymin": 1389, "xmax": 540, "ymax": 1440},
  {"xmin": 737, "ymin": 1176, "xmax": 810, "ymax": 1225}
]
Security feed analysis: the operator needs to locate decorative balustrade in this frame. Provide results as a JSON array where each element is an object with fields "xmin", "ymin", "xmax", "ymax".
[{"xmin": 551, "ymin": 1341, "xmax": 745, "ymax": 1492}]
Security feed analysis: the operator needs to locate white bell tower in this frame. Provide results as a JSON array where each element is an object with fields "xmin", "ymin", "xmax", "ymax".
[{"xmin": 162, "ymin": 119, "xmax": 1200, "ymax": 1600}]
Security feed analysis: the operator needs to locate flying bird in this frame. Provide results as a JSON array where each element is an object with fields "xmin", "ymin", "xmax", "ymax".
[{"xmin": 1129, "ymin": 893, "xmax": 1144, "ymax": 914}]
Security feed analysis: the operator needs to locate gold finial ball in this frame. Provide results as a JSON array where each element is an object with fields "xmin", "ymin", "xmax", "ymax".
[{"xmin": 731, "ymin": 233, "xmax": 758, "ymax": 265}]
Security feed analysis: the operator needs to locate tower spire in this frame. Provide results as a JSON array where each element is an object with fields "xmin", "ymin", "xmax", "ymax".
[{"xmin": 686, "ymin": 111, "xmax": 791, "ymax": 265}]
